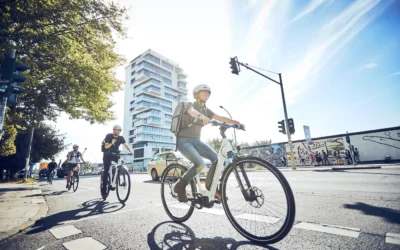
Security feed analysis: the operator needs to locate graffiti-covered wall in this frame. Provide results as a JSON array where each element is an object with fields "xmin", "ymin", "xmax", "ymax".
[
  {"xmin": 285, "ymin": 137, "xmax": 345, "ymax": 165},
  {"xmin": 241, "ymin": 144, "xmax": 287, "ymax": 167},
  {"xmin": 242, "ymin": 126, "xmax": 400, "ymax": 166},
  {"xmin": 343, "ymin": 129, "xmax": 400, "ymax": 162}
]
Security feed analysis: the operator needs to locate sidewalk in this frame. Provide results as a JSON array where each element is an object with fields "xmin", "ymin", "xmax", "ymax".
[{"xmin": 0, "ymin": 182, "xmax": 48, "ymax": 241}]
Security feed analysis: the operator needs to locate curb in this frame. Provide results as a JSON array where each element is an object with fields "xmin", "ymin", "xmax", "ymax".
[
  {"xmin": 0, "ymin": 183, "xmax": 49, "ymax": 242},
  {"xmin": 332, "ymin": 166, "xmax": 382, "ymax": 171}
]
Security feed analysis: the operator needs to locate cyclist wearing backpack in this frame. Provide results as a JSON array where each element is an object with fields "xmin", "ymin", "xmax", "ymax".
[
  {"xmin": 65, "ymin": 144, "xmax": 85, "ymax": 189},
  {"xmin": 101, "ymin": 125, "xmax": 133, "ymax": 190},
  {"xmin": 173, "ymin": 84, "xmax": 245, "ymax": 202}
]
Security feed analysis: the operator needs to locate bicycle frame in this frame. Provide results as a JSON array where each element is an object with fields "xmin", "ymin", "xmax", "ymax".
[
  {"xmin": 109, "ymin": 155, "xmax": 131, "ymax": 187},
  {"xmin": 190, "ymin": 137, "xmax": 233, "ymax": 202}
]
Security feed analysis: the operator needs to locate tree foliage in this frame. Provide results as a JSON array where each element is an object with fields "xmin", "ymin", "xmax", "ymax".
[
  {"xmin": 0, "ymin": 111, "xmax": 19, "ymax": 156},
  {"xmin": 0, "ymin": 123, "xmax": 67, "ymax": 178},
  {"xmin": 0, "ymin": 0, "xmax": 129, "ymax": 124}
]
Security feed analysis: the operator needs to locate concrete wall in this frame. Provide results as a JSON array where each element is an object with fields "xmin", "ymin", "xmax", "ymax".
[{"xmin": 242, "ymin": 126, "xmax": 400, "ymax": 166}]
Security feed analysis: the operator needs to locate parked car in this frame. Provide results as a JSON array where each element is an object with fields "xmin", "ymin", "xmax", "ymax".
[
  {"xmin": 17, "ymin": 170, "xmax": 25, "ymax": 179},
  {"xmin": 147, "ymin": 151, "xmax": 211, "ymax": 181},
  {"xmin": 39, "ymin": 169, "xmax": 47, "ymax": 179}
]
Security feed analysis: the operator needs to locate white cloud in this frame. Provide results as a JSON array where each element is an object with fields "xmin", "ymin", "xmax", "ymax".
[
  {"xmin": 290, "ymin": 0, "xmax": 327, "ymax": 23},
  {"xmin": 362, "ymin": 63, "xmax": 378, "ymax": 69},
  {"xmin": 389, "ymin": 71, "xmax": 400, "ymax": 76}
]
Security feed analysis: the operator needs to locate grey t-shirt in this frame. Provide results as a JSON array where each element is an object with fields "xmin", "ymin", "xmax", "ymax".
[{"xmin": 178, "ymin": 102, "xmax": 214, "ymax": 139}]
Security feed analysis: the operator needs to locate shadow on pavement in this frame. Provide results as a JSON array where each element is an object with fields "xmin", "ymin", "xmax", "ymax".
[
  {"xmin": 26, "ymin": 198, "xmax": 125, "ymax": 235},
  {"xmin": 147, "ymin": 221, "xmax": 279, "ymax": 250},
  {"xmin": 44, "ymin": 190, "xmax": 69, "ymax": 196},
  {"xmin": 0, "ymin": 187, "xmax": 33, "ymax": 192},
  {"xmin": 343, "ymin": 202, "xmax": 400, "ymax": 224}
]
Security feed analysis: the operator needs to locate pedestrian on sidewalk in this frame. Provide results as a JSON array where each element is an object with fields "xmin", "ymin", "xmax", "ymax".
[
  {"xmin": 322, "ymin": 150, "xmax": 330, "ymax": 165},
  {"xmin": 354, "ymin": 148, "xmax": 360, "ymax": 163}
]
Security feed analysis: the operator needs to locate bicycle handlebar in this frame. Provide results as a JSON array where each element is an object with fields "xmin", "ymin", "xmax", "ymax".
[{"xmin": 211, "ymin": 120, "xmax": 245, "ymax": 131}]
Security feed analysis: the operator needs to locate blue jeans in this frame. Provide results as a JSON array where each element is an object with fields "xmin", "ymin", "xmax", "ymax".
[{"xmin": 177, "ymin": 137, "xmax": 218, "ymax": 183}]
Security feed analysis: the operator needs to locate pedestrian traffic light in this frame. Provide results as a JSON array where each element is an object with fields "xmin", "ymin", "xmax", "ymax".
[
  {"xmin": 229, "ymin": 57, "xmax": 239, "ymax": 75},
  {"xmin": 278, "ymin": 120, "xmax": 286, "ymax": 134},
  {"xmin": 288, "ymin": 118, "xmax": 295, "ymax": 134},
  {"xmin": 346, "ymin": 135, "xmax": 351, "ymax": 144}
]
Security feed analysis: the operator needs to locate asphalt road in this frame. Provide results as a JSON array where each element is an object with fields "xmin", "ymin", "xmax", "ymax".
[{"xmin": 0, "ymin": 166, "xmax": 399, "ymax": 250}]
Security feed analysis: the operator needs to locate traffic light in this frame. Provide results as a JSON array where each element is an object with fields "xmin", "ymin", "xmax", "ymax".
[
  {"xmin": 0, "ymin": 50, "xmax": 28, "ymax": 104},
  {"xmin": 229, "ymin": 57, "xmax": 239, "ymax": 75},
  {"xmin": 288, "ymin": 118, "xmax": 295, "ymax": 134},
  {"xmin": 346, "ymin": 135, "xmax": 351, "ymax": 144},
  {"xmin": 278, "ymin": 120, "xmax": 286, "ymax": 134}
]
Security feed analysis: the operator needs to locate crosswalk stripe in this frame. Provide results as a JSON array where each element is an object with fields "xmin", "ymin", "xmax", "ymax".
[
  {"xmin": 197, "ymin": 208, "xmax": 225, "ymax": 215},
  {"xmin": 294, "ymin": 222, "xmax": 360, "ymax": 238},
  {"xmin": 49, "ymin": 225, "xmax": 82, "ymax": 239},
  {"xmin": 62, "ymin": 237, "xmax": 106, "ymax": 250},
  {"xmin": 235, "ymin": 213, "xmax": 280, "ymax": 224},
  {"xmin": 385, "ymin": 232, "xmax": 400, "ymax": 245}
]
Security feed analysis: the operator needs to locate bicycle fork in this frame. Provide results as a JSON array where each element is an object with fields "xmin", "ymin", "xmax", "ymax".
[
  {"xmin": 232, "ymin": 162, "xmax": 257, "ymax": 202},
  {"xmin": 108, "ymin": 166, "xmax": 117, "ymax": 187}
]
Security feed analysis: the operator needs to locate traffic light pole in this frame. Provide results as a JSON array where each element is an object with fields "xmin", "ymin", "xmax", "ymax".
[
  {"xmin": 279, "ymin": 74, "xmax": 296, "ymax": 170},
  {"xmin": 237, "ymin": 62, "xmax": 296, "ymax": 170}
]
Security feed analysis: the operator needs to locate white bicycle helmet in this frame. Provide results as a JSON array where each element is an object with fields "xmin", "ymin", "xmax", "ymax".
[
  {"xmin": 193, "ymin": 84, "xmax": 211, "ymax": 99},
  {"xmin": 113, "ymin": 125, "xmax": 122, "ymax": 131}
]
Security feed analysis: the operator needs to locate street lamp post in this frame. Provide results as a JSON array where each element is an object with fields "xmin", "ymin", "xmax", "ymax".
[{"xmin": 220, "ymin": 106, "xmax": 237, "ymax": 146}]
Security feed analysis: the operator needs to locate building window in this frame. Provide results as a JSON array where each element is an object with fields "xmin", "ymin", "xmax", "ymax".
[
  {"xmin": 134, "ymin": 148, "xmax": 144, "ymax": 158},
  {"xmin": 162, "ymin": 77, "xmax": 172, "ymax": 85},
  {"xmin": 129, "ymin": 138, "xmax": 134, "ymax": 143},
  {"xmin": 129, "ymin": 130, "xmax": 134, "ymax": 135},
  {"xmin": 144, "ymin": 54, "xmax": 160, "ymax": 65},
  {"xmin": 162, "ymin": 61, "xmax": 174, "ymax": 71},
  {"xmin": 178, "ymin": 81, "xmax": 186, "ymax": 89}
]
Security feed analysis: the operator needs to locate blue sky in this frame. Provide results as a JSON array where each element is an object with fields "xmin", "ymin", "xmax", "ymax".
[{"xmin": 48, "ymin": 0, "xmax": 400, "ymax": 166}]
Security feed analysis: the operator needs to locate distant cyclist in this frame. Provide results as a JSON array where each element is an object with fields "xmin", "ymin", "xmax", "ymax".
[
  {"xmin": 101, "ymin": 125, "xmax": 133, "ymax": 190},
  {"xmin": 65, "ymin": 144, "xmax": 85, "ymax": 189},
  {"xmin": 47, "ymin": 158, "xmax": 57, "ymax": 182}
]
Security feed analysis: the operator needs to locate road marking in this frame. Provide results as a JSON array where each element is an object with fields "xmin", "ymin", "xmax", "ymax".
[
  {"xmin": 235, "ymin": 213, "xmax": 280, "ymax": 224},
  {"xmin": 294, "ymin": 222, "xmax": 360, "ymax": 238},
  {"xmin": 77, "ymin": 185, "xmax": 97, "ymax": 191},
  {"xmin": 155, "ymin": 203, "xmax": 163, "ymax": 207},
  {"xmin": 49, "ymin": 225, "xmax": 82, "ymax": 239},
  {"xmin": 32, "ymin": 198, "xmax": 46, "ymax": 204},
  {"xmin": 197, "ymin": 208, "xmax": 225, "ymax": 215},
  {"xmin": 35, "ymin": 247, "xmax": 45, "ymax": 250},
  {"xmin": 63, "ymin": 237, "xmax": 106, "ymax": 250},
  {"xmin": 61, "ymin": 207, "xmax": 146, "ymax": 224},
  {"xmin": 386, "ymin": 232, "xmax": 400, "ymax": 245}
]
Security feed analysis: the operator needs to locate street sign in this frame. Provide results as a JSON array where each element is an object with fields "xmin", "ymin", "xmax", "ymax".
[{"xmin": 304, "ymin": 125, "xmax": 312, "ymax": 144}]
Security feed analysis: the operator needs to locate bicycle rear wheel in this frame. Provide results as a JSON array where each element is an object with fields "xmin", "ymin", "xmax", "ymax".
[
  {"xmin": 72, "ymin": 171, "xmax": 79, "ymax": 192},
  {"xmin": 221, "ymin": 156, "xmax": 295, "ymax": 244},
  {"xmin": 160, "ymin": 163, "xmax": 196, "ymax": 222},
  {"xmin": 116, "ymin": 167, "xmax": 131, "ymax": 203}
]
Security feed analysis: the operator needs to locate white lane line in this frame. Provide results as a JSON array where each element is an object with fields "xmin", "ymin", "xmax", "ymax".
[
  {"xmin": 386, "ymin": 232, "xmax": 400, "ymax": 245},
  {"xmin": 63, "ymin": 237, "xmax": 106, "ymax": 250},
  {"xmin": 294, "ymin": 222, "xmax": 360, "ymax": 238},
  {"xmin": 155, "ymin": 203, "xmax": 163, "ymax": 207},
  {"xmin": 171, "ymin": 203, "xmax": 192, "ymax": 209},
  {"xmin": 49, "ymin": 225, "xmax": 82, "ymax": 239},
  {"xmin": 235, "ymin": 213, "xmax": 280, "ymax": 224},
  {"xmin": 197, "ymin": 208, "xmax": 225, "ymax": 215},
  {"xmin": 35, "ymin": 246, "xmax": 45, "ymax": 250},
  {"xmin": 61, "ymin": 207, "xmax": 145, "ymax": 224},
  {"xmin": 77, "ymin": 185, "xmax": 97, "ymax": 190}
]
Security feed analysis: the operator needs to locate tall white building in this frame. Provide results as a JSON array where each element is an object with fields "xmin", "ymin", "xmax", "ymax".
[{"xmin": 123, "ymin": 49, "xmax": 188, "ymax": 171}]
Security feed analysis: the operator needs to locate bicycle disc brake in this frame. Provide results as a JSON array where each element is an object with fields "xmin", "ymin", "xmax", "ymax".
[{"xmin": 247, "ymin": 187, "xmax": 265, "ymax": 208}]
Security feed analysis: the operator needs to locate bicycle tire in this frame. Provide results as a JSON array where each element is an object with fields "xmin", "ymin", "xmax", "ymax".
[
  {"xmin": 116, "ymin": 167, "xmax": 131, "ymax": 203},
  {"xmin": 221, "ymin": 156, "xmax": 295, "ymax": 244},
  {"xmin": 100, "ymin": 171, "xmax": 110, "ymax": 200},
  {"xmin": 160, "ymin": 163, "xmax": 196, "ymax": 222},
  {"xmin": 72, "ymin": 171, "xmax": 79, "ymax": 192}
]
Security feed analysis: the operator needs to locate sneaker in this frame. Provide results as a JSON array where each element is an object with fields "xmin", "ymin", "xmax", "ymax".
[
  {"xmin": 110, "ymin": 186, "xmax": 115, "ymax": 191},
  {"xmin": 173, "ymin": 178, "xmax": 188, "ymax": 202},
  {"xmin": 66, "ymin": 184, "xmax": 70, "ymax": 189}
]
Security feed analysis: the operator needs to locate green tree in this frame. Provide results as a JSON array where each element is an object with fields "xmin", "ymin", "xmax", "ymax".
[
  {"xmin": 0, "ymin": 0, "xmax": 129, "ymax": 124},
  {"xmin": 0, "ymin": 112, "xmax": 19, "ymax": 157},
  {"xmin": 251, "ymin": 139, "xmax": 272, "ymax": 146},
  {"xmin": 0, "ymin": 123, "xmax": 67, "ymax": 179},
  {"xmin": 206, "ymin": 138, "xmax": 235, "ymax": 151}
]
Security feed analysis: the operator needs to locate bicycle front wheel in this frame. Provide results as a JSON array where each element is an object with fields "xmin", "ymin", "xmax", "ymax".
[
  {"xmin": 100, "ymin": 171, "xmax": 110, "ymax": 200},
  {"xmin": 221, "ymin": 156, "xmax": 295, "ymax": 244},
  {"xmin": 160, "ymin": 163, "xmax": 196, "ymax": 222},
  {"xmin": 116, "ymin": 167, "xmax": 131, "ymax": 203},
  {"xmin": 72, "ymin": 171, "xmax": 79, "ymax": 192}
]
